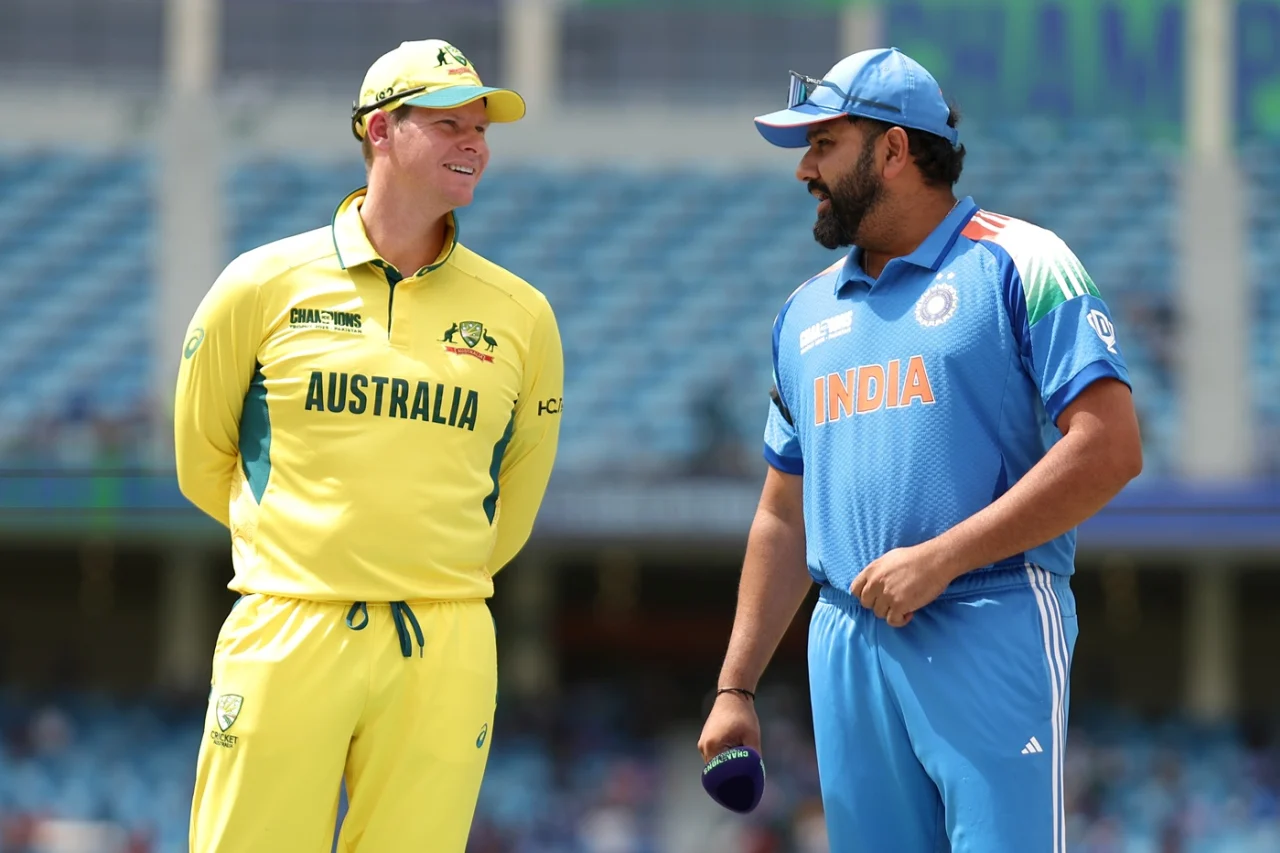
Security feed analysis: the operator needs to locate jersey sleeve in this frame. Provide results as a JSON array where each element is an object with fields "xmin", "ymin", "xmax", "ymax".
[
  {"xmin": 1004, "ymin": 236, "xmax": 1131, "ymax": 425},
  {"xmin": 173, "ymin": 259, "xmax": 262, "ymax": 527},
  {"xmin": 763, "ymin": 305, "xmax": 804, "ymax": 475},
  {"xmin": 763, "ymin": 391, "xmax": 803, "ymax": 474},
  {"xmin": 487, "ymin": 297, "xmax": 564, "ymax": 574}
]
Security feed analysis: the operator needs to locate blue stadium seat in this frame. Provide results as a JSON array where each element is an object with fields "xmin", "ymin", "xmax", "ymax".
[
  {"xmin": 1, "ymin": 128, "xmax": 1278, "ymax": 475},
  {"xmin": 2, "ymin": 692, "xmax": 1279, "ymax": 852}
]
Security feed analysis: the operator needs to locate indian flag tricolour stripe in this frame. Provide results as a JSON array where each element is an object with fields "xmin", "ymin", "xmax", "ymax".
[{"xmin": 962, "ymin": 211, "xmax": 1099, "ymax": 327}]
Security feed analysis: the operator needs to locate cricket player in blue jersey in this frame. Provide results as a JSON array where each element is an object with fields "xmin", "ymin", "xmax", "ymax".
[{"xmin": 698, "ymin": 48, "xmax": 1143, "ymax": 851}]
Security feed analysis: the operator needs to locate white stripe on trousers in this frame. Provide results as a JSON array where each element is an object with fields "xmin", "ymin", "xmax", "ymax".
[{"xmin": 1026, "ymin": 565, "xmax": 1069, "ymax": 853}]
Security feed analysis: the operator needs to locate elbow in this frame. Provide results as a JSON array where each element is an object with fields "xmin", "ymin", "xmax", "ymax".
[
  {"xmin": 173, "ymin": 431, "xmax": 192, "ymax": 492},
  {"xmin": 1121, "ymin": 439, "xmax": 1144, "ymax": 484},
  {"xmin": 174, "ymin": 444, "xmax": 234, "ymax": 526},
  {"xmin": 174, "ymin": 456, "xmax": 192, "ymax": 500},
  {"xmin": 1098, "ymin": 429, "xmax": 1144, "ymax": 494},
  {"xmin": 1063, "ymin": 383, "xmax": 1145, "ymax": 493},
  {"xmin": 173, "ymin": 446, "xmax": 200, "ymax": 504},
  {"xmin": 174, "ymin": 464, "xmax": 207, "ymax": 514},
  {"xmin": 489, "ymin": 516, "xmax": 536, "ymax": 575},
  {"xmin": 1117, "ymin": 412, "xmax": 1145, "ymax": 485},
  {"xmin": 175, "ymin": 468, "xmax": 200, "ymax": 507},
  {"xmin": 488, "ymin": 537, "xmax": 527, "ymax": 576}
]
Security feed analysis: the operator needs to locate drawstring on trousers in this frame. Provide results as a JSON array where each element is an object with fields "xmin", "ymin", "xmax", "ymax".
[{"xmin": 345, "ymin": 601, "xmax": 424, "ymax": 658}]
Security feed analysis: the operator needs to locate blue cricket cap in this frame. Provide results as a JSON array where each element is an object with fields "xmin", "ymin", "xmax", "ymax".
[{"xmin": 754, "ymin": 47, "xmax": 959, "ymax": 149}]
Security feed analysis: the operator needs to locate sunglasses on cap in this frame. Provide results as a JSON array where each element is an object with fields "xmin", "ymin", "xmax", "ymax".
[
  {"xmin": 350, "ymin": 86, "xmax": 429, "ymax": 140},
  {"xmin": 786, "ymin": 70, "xmax": 903, "ymax": 115}
]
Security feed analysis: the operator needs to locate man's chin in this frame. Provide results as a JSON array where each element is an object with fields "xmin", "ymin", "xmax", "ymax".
[{"xmin": 813, "ymin": 217, "xmax": 847, "ymax": 251}]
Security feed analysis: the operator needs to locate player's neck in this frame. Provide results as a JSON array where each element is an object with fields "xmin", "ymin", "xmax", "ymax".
[
  {"xmin": 861, "ymin": 191, "xmax": 958, "ymax": 279},
  {"xmin": 359, "ymin": 182, "xmax": 450, "ymax": 277}
]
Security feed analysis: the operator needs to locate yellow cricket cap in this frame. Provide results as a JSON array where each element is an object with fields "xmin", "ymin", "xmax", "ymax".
[{"xmin": 351, "ymin": 40, "xmax": 526, "ymax": 140}]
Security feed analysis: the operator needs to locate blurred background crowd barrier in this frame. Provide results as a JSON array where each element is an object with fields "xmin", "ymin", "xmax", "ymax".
[{"xmin": 1, "ymin": 0, "xmax": 1279, "ymax": 850}]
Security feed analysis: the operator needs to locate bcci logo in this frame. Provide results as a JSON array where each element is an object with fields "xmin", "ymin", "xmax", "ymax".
[
  {"xmin": 442, "ymin": 321, "xmax": 498, "ymax": 362},
  {"xmin": 216, "ymin": 694, "xmax": 243, "ymax": 732},
  {"xmin": 916, "ymin": 275, "xmax": 959, "ymax": 328}
]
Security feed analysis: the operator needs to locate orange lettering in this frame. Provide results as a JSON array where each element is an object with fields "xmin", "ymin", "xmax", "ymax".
[
  {"xmin": 886, "ymin": 359, "xmax": 901, "ymax": 408},
  {"xmin": 856, "ymin": 364, "xmax": 885, "ymax": 414},
  {"xmin": 901, "ymin": 355, "xmax": 935, "ymax": 406},
  {"xmin": 828, "ymin": 370, "xmax": 855, "ymax": 422},
  {"xmin": 814, "ymin": 376, "xmax": 826, "ymax": 425}
]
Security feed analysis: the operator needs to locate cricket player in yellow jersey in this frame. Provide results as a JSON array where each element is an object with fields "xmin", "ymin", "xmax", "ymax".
[{"xmin": 173, "ymin": 39, "xmax": 563, "ymax": 853}]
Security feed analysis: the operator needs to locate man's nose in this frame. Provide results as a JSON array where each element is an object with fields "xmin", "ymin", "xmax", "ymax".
[{"xmin": 795, "ymin": 149, "xmax": 819, "ymax": 183}]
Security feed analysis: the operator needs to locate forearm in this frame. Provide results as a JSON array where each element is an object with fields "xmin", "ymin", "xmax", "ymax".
[
  {"xmin": 487, "ymin": 436, "xmax": 557, "ymax": 573},
  {"xmin": 934, "ymin": 427, "xmax": 1138, "ymax": 578},
  {"xmin": 491, "ymin": 302, "xmax": 563, "ymax": 573},
  {"xmin": 717, "ymin": 508, "xmax": 811, "ymax": 691}
]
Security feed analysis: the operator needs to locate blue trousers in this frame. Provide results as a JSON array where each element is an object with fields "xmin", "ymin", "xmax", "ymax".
[{"xmin": 808, "ymin": 565, "xmax": 1078, "ymax": 853}]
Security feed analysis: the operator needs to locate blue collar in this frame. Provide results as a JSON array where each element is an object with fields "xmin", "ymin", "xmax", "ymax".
[{"xmin": 836, "ymin": 196, "xmax": 979, "ymax": 292}]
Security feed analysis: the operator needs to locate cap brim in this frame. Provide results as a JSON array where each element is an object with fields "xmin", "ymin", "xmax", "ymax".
[
  {"xmin": 403, "ymin": 86, "xmax": 526, "ymax": 123},
  {"xmin": 753, "ymin": 102, "xmax": 846, "ymax": 148}
]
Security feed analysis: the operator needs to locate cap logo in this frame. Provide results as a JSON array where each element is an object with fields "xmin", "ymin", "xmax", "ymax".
[{"xmin": 436, "ymin": 45, "xmax": 470, "ymax": 68}]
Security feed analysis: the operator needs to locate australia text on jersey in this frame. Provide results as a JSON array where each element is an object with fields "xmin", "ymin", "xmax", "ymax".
[
  {"xmin": 304, "ymin": 370, "xmax": 480, "ymax": 430},
  {"xmin": 814, "ymin": 355, "xmax": 935, "ymax": 425}
]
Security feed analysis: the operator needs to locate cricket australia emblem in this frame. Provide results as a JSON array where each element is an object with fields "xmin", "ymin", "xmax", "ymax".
[
  {"xmin": 208, "ymin": 693, "xmax": 243, "ymax": 749},
  {"xmin": 441, "ymin": 320, "xmax": 498, "ymax": 363},
  {"xmin": 216, "ymin": 694, "xmax": 243, "ymax": 732}
]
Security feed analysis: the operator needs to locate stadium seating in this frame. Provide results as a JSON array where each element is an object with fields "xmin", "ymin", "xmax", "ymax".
[
  {"xmin": 1243, "ymin": 139, "xmax": 1280, "ymax": 474},
  {"xmin": 0, "ymin": 122, "xmax": 1276, "ymax": 477},
  {"xmin": 0, "ymin": 690, "xmax": 1277, "ymax": 853}
]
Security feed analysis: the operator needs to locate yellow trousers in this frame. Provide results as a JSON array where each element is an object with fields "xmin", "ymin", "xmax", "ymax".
[{"xmin": 189, "ymin": 594, "xmax": 497, "ymax": 853}]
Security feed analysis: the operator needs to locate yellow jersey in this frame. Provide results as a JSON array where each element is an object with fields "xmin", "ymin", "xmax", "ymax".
[{"xmin": 174, "ymin": 188, "xmax": 563, "ymax": 602}]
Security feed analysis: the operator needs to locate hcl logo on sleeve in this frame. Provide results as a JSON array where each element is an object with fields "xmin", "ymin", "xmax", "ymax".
[{"xmin": 814, "ymin": 356, "xmax": 936, "ymax": 425}]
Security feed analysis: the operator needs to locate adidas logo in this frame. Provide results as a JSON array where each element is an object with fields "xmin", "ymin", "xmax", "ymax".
[{"xmin": 1021, "ymin": 736, "xmax": 1044, "ymax": 755}]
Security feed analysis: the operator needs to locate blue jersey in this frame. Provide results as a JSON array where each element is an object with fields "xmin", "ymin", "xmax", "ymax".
[{"xmin": 764, "ymin": 198, "xmax": 1130, "ymax": 591}]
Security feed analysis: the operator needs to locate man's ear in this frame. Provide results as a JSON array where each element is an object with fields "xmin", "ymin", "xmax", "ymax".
[
  {"xmin": 879, "ymin": 126, "xmax": 913, "ymax": 180},
  {"xmin": 365, "ymin": 110, "xmax": 392, "ymax": 148}
]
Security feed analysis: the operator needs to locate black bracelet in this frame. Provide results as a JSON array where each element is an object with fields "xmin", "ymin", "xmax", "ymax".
[{"xmin": 717, "ymin": 687, "xmax": 756, "ymax": 701}]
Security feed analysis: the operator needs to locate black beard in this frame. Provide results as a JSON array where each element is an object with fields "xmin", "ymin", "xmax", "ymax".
[{"xmin": 812, "ymin": 146, "xmax": 884, "ymax": 250}]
